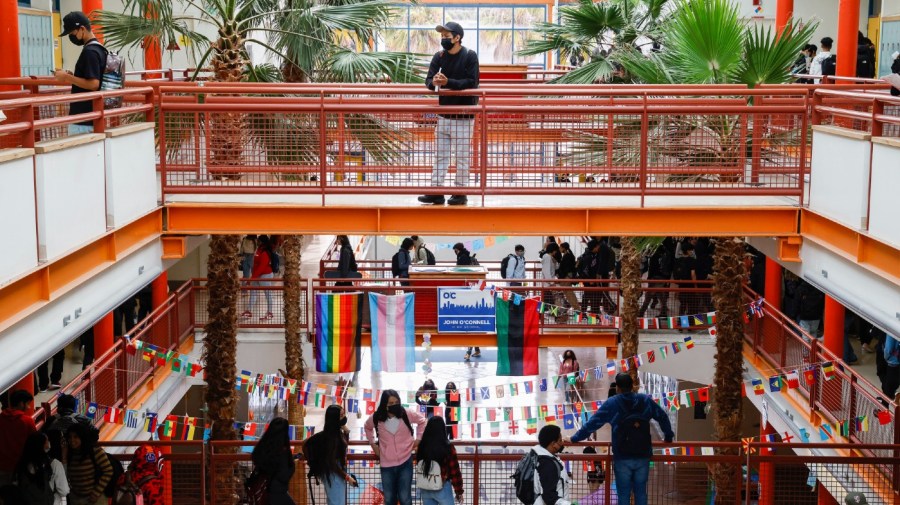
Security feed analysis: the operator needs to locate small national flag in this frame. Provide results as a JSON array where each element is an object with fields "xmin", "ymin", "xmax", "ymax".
[
  {"xmin": 509, "ymin": 383, "xmax": 519, "ymax": 396},
  {"xmin": 697, "ymin": 387, "xmax": 709, "ymax": 402},
  {"xmin": 125, "ymin": 410, "xmax": 139, "ymax": 429},
  {"xmin": 741, "ymin": 438, "xmax": 756, "ymax": 454},
  {"xmin": 104, "ymin": 407, "xmax": 122, "ymax": 424},
  {"xmin": 785, "ymin": 371, "xmax": 800, "ymax": 389},
  {"xmin": 633, "ymin": 354, "xmax": 644, "ymax": 368},
  {"xmin": 526, "ymin": 418, "xmax": 537, "ymax": 435},
  {"xmin": 819, "ymin": 424, "xmax": 833, "ymax": 441},
  {"xmin": 769, "ymin": 376, "xmax": 782, "ymax": 392},
  {"xmin": 765, "ymin": 433, "xmax": 778, "ymax": 443},
  {"xmin": 619, "ymin": 359, "xmax": 629, "ymax": 372},
  {"xmin": 86, "ymin": 402, "xmax": 98, "ymax": 419},
  {"xmin": 680, "ymin": 316, "xmax": 690, "ymax": 328},
  {"xmin": 144, "ymin": 413, "xmax": 158, "ymax": 433},
  {"xmin": 659, "ymin": 346, "xmax": 668, "ymax": 359},
  {"xmin": 708, "ymin": 326, "xmax": 718, "ymax": 337},
  {"xmin": 182, "ymin": 417, "xmax": 197, "ymax": 440},
  {"xmin": 822, "ymin": 362, "xmax": 835, "ymax": 381},
  {"xmin": 365, "ymin": 401, "xmax": 376, "ymax": 415},
  {"xmin": 799, "ymin": 428, "xmax": 811, "ymax": 443},
  {"xmin": 481, "ymin": 387, "xmax": 491, "ymax": 400},
  {"xmin": 802, "ymin": 369, "xmax": 816, "ymax": 386},
  {"xmin": 243, "ymin": 423, "xmax": 257, "ymax": 437},
  {"xmin": 878, "ymin": 410, "xmax": 892, "ymax": 425},
  {"xmin": 524, "ymin": 381, "xmax": 533, "ymax": 394},
  {"xmin": 563, "ymin": 414, "xmax": 575, "ymax": 429},
  {"xmin": 672, "ymin": 342, "xmax": 682, "ymax": 354},
  {"xmin": 495, "ymin": 385, "xmax": 505, "ymax": 398},
  {"xmin": 647, "ymin": 350, "xmax": 655, "ymax": 363},
  {"xmin": 752, "ymin": 378, "xmax": 765, "ymax": 395},
  {"xmin": 706, "ymin": 312, "xmax": 716, "ymax": 324},
  {"xmin": 539, "ymin": 378, "xmax": 548, "ymax": 392},
  {"xmin": 607, "ymin": 361, "xmax": 617, "ymax": 376},
  {"xmin": 859, "ymin": 415, "xmax": 869, "ymax": 432},
  {"xmin": 684, "ymin": 336, "xmax": 694, "ymax": 349},
  {"xmin": 162, "ymin": 415, "xmax": 177, "ymax": 437},
  {"xmin": 680, "ymin": 390, "xmax": 694, "ymax": 408}
]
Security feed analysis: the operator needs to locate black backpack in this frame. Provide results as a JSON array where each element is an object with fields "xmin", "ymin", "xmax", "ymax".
[
  {"xmin": 500, "ymin": 254, "xmax": 519, "ymax": 279},
  {"xmin": 511, "ymin": 450, "xmax": 540, "ymax": 505},
  {"xmin": 391, "ymin": 252, "xmax": 402, "ymax": 277},
  {"xmin": 575, "ymin": 253, "xmax": 592, "ymax": 279},
  {"xmin": 615, "ymin": 396, "xmax": 653, "ymax": 458},
  {"xmin": 303, "ymin": 432, "xmax": 327, "ymax": 479},
  {"xmin": 470, "ymin": 254, "xmax": 480, "ymax": 266},
  {"xmin": 92, "ymin": 449, "xmax": 125, "ymax": 498},
  {"xmin": 422, "ymin": 247, "xmax": 436, "ymax": 265},
  {"xmin": 821, "ymin": 54, "xmax": 837, "ymax": 76},
  {"xmin": 656, "ymin": 252, "xmax": 673, "ymax": 279}
]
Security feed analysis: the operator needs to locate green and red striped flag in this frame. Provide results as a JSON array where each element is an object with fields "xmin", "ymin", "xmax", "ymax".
[
  {"xmin": 496, "ymin": 297, "xmax": 539, "ymax": 376},
  {"xmin": 315, "ymin": 293, "xmax": 363, "ymax": 373}
]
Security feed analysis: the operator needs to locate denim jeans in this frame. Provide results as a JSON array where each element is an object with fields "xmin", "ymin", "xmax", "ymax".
[
  {"xmin": 614, "ymin": 458, "xmax": 650, "ymax": 505},
  {"xmin": 323, "ymin": 474, "xmax": 346, "ymax": 505},
  {"xmin": 380, "ymin": 457, "xmax": 413, "ymax": 505},
  {"xmin": 241, "ymin": 253, "xmax": 254, "ymax": 278},
  {"xmin": 420, "ymin": 481, "xmax": 455, "ymax": 505},
  {"xmin": 247, "ymin": 272, "xmax": 274, "ymax": 314},
  {"xmin": 68, "ymin": 124, "xmax": 94, "ymax": 136}
]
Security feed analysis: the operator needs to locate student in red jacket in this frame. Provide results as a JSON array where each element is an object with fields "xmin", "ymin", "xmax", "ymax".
[
  {"xmin": 243, "ymin": 234, "xmax": 276, "ymax": 320},
  {"xmin": 0, "ymin": 389, "xmax": 37, "ymax": 485}
]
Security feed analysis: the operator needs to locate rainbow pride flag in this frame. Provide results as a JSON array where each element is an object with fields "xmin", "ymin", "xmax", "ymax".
[
  {"xmin": 369, "ymin": 293, "xmax": 416, "ymax": 372},
  {"xmin": 315, "ymin": 293, "xmax": 363, "ymax": 373}
]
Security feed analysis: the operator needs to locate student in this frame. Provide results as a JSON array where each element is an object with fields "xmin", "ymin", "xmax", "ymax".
[
  {"xmin": 64, "ymin": 423, "xmax": 113, "ymax": 505},
  {"xmin": 568, "ymin": 373, "xmax": 674, "ymax": 505},
  {"xmin": 119, "ymin": 445, "xmax": 165, "ymax": 505},
  {"xmin": 416, "ymin": 379, "xmax": 440, "ymax": 417},
  {"xmin": 15, "ymin": 432, "xmax": 69, "ymax": 505},
  {"xmin": 44, "ymin": 393, "xmax": 92, "ymax": 462},
  {"xmin": 504, "ymin": 245, "xmax": 527, "ymax": 285},
  {"xmin": 412, "ymin": 236, "xmax": 436, "ymax": 265},
  {"xmin": 531, "ymin": 424, "xmax": 571, "ymax": 505},
  {"xmin": 243, "ymin": 235, "xmax": 276, "ymax": 320},
  {"xmin": 54, "ymin": 11, "xmax": 104, "ymax": 135},
  {"xmin": 559, "ymin": 350, "xmax": 581, "ymax": 403},
  {"xmin": 336, "ymin": 235, "xmax": 359, "ymax": 287},
  {"xmin": 305, "ymin": 405, "xmax": 357, "ymax": 505},
  {"xmin": 452, "ymin": 242, "xmax": 473, "ymax": 266},
  {"xmin": 556, "ymin": 242, "xmax": 582, "ymax": 312},
  {"xmin": 364, "ymin": 390, "xmax": 427, "ymax": 505},
  {"xmin": 0, "ymin": 389, "xmax": 37, "ymax": 485},
  {"xmin": 415, "ymin": 417, "xmax": 464, "ymax": 504},
  {"xmin": 810, "ymin": 37, "xmax": 835, "ymax": 83},
  {"xmin": 240, "ymin": 235, "xmax": 257, "ymax": 278},
  {"xmin": 443, "ymin": 382, "xmax": 460, "ymax": 440},
  {"xmin": 251, "ymin": 418, "xmax": 296, "ymax": 505}
]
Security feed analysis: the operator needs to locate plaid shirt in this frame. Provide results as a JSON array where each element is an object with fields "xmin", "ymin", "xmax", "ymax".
[{"xmin": 442, "ymin": 446, "xmax": 464, "ymax": 496}]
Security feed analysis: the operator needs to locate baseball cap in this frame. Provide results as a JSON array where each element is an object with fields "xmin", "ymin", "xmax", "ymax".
[
  {"xmin": 845, "ymin": 492, "xmax": 868, "ymax": 505},
  {"xmin": 60, "ymin": 11, "xmax": 91, "ymax": 36},
  {"xmin": 435, "ymin": 22, "xmax": 464, "ymax": 38}
]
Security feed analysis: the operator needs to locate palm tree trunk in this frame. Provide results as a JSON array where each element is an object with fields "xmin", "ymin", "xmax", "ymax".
[
  {"xmin": 619, "ymin": 238, "xmax": 642, "ymax": 388},
  {"xmin": 202, "ymin": 234, "xmax": 241, "ymax": 505},
  {"xmin": 283, "ymin": 235, "xmax": 306, "ymax": 425},
  {"xmin": 710, "ymin": 237, "xmax": 746, "ymax": 504}
]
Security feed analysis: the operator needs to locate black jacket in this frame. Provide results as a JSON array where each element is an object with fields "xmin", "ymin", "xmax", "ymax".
[
  {"xmin": 558, "ymin": 251, "xmax": 576, "ymax": 279},
  {"xmin": 426, "ymin": 47, "xmax": 480, "ymax": 112},
  {"xmin": 455, "ymin": 248, "xmax": 473, "ymax": 266},
  {"xmin": 338, "ymin": 244, "xmax": 357, "ymax": 277}
]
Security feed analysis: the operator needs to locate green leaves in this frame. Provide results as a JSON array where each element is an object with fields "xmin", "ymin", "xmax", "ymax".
[
  {"xmin": 320, "ymin": 50, "xmax": 424, "ymax": 83},
  {"xmin": 663, "ymin": 0, "xmax": 745, "ymax": 84},
  {"xmin": 734, "ymin": 20, "xmax": 818, "ymax": 87}
]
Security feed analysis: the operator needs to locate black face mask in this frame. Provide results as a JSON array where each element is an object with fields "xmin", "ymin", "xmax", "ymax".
[
  {"xmin": 388, "ymin": 404, "xmax": 405, "ymax": 417},
  {"xmin": 892, "ymin": 58, "xmax": 900, "ymax": 74},
  {"xmin": 441, "ymin": 38, "xmax": 455, "ymax": 51},
  {"xmin": 339, "ymin": 416, "xmax": 348, "ymax": 426},
  {"xmin": 68, "ymin": 33, "xmax": 85, "ymax": 46}
]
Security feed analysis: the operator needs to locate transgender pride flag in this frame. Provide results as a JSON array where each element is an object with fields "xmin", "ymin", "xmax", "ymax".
[{"xmin": 368, "ymin": 293, "xmax": 415, "ymax": 372}]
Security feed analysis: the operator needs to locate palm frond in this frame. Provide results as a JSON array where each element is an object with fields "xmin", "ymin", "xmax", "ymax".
[
  {"xmin": 549, "ymin": 59, "xmax": 615, "ymax": 84},
  {"xmin": 662, "ymin": 0, "xmax": 746, "ymax": 83},
  {"xmin": 559, "ymin": 0, "xmax": 627, "ymax": 39},
  {"xmin": 342, "ymin": 114, "xmax": 415, "ymax": 165},
  {"xmin": 319, "ymin": 49, "xmax": 424, "ymax": 83},
  {"xmin": 617, "ymin": 47, "xmax": 674, "ymax": 83},
  {"xmin": 732, "ymin": 19, "xmax": 819, "ymax": 87},
  {"xmin": 244, "ymin": 62, "xmax": 283, "ymax": 83}
]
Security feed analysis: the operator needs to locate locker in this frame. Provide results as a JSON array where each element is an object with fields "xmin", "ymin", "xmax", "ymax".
[{"xmin": 18, "ymin": 13, "xmax": 54, "ymax": 77}]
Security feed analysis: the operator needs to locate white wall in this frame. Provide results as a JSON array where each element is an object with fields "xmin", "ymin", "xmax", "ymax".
[
  {"xmin": 884, "ymin": 0, "xmax": 900, "ymax": 16},
  {"xmin": 105, "ymin": 124, "xmax": 158, "ymax": 227},
  {"xmin": 0, "ymin": 151, "xmax": 38, "ymax": 286},
  {"xmin": 741, "ymin": 0, "xmax": 870, "ymax": 49},
  {"xmin": 868, "ymin": 140, "xmax": 900, "ymax": 247},
  {"xmin": 0, "ymin": 240, "xmax": 162, "ymax": 391},
  {"xmin": 34, "ymin": 135, "xmax": 108, "ymax": 261},
  {"xmin": 808, "ymin": 127, "xmax": 871, "ymax": 230}
]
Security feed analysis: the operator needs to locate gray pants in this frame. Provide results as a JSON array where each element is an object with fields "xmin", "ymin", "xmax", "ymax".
[{"xmin": 432, "ymin": 116, "xmax": 474, "ymax": 187}]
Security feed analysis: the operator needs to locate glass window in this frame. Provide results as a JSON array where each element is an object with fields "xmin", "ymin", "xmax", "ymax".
[
  {"xmin": 444, "ymin": 7, "xmax": 477, "ymax": 28},
  {"xmin": 514, "ymin": 31, "xmax": 545, "ymax": 65},
  {"xmin": 410, "ymin": 28, "xmax": 438, "ymax": 55},
  {"xmin": 479, "ymin": 30, "xmax": 513, "ymax": 64},
  {"xmin": 386, "ymin": 6, "xmax": 409, "ymax": 27},
  {"xmin": 410, "ymin": 6, "xmax": 442, "ymax": 28},
  {"xmin": 480, "ymin": 8, "xmax": 513, "ymax": 29},
  {"xmin": 514, "ymin": 7, "xmax": 546, "ymax": 28},
  {"xmin": 382, "ymin": 29, "xmax": 409, "ymax": 53}
]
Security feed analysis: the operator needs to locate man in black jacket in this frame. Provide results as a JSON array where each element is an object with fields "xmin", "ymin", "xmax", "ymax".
[
  {"xmin": 418, "ymin": 22, "xmax": 480, "ymax": 207},
  {"xmin": 55, "ymin": 11, "xmax": 105, "ymax": 135}
]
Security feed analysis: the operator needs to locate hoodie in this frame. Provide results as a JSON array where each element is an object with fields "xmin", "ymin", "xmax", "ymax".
[
  {"xmin": 532, "ymin": 445, "xmax": 571, "ymax": 505},
  {"xmin": 809, "ymin": 51, "xmax": 833, "ymax": 83},
  {"xmin": 0, "ymin": 407, "xmax": 37, "ymax": 472}
]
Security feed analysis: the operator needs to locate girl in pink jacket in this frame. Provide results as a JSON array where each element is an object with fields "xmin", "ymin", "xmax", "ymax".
[{"xmin": 364, "ymin": 390, "xmax": 427, "ymax": 505}]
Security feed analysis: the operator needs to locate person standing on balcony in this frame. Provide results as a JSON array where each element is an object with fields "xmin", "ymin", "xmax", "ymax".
[
  {"xmin": 251, "ymin": 418, "xmax": 297, "ymax": 505},
  {"xmin": 809, "ymin": 37, "xmax": 834, "ymax": 84},
  {"xmin": 55, "ymin": 12, "xmax": 104, "ymax": 136},
  {"xmin": 797, "ymin": 280, "xmax": 824, "ymax": 339},
  {"xmin": 412, "ymin": 236, "xmax": 436, "ymax": 265},
  {"xmin": 240, "ymin": 235, "xmax": 257, "ymax": 279},
  {"xmin": 336, "ymin": 235, "xmax": 359, "ymax": 287},
  {"xmin": 391, "ymin": 238, "xmax": 415, "ymax": 286},
  {"xmin": 365, "ymin": 390, "xmax": 427, "ymax": 505},
  {"xmin": 64, "ymin": 422, "xmax": 113, "ymax": 505},
  {"xmin": 304, "ymin": 405, "xmax": 358, "ymax": 505},
  {"xmin": 567, "ymin": 373, "xmax": 674, "ymax": 505},
  {"xmin": 504, "ymin": 245, "xmax": 527, "ymax": 286},
  {"xmin": 44, "ymin": 394, "xmax": 91, "ymax": 463},
  {"xmin": 881, "ymin": 335, "xmax": 900, "ymax": 398},
  {"xmin": 418, "ymin": 22, "xmax": 480, "ymax": 207},
  {"xmin": 414, "ymin": 416, "xmax": 464, "ymax": 505},
  {"xmin": 0, "ymin": 390, "xmax": 37, "ymax": 485},
  {"xmin": 243, "ymin": 235, "xmax": 276, "ymax": 321}
]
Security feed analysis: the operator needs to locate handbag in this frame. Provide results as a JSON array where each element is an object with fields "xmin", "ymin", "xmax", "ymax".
[{"xmin": 415, "ymin": 460, "xmax": 444, "ymax": 491}]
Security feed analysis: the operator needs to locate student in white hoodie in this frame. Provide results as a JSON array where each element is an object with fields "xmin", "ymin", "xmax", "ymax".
[
  {"xmin": 809, "ymin": 36, "xmax": 834, "ymax": 84},
  {"xmin": 532, "ymin": 424, "xmax": 572, "ymax": 505}
]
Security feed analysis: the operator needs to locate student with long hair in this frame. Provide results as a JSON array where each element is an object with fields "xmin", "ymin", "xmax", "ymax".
[
  {"xmin": 243, "ymin": 234, "xmax": 277, "ymax": 320},
  {"xmin": 415, "ymin": 417, "xmax": 463, "ymax": 504},
  {"xmin": 16, "ymin": 432, "xmax": 69, "ymax": 505},
  {"xmin": 443, "ymin": 382, "xmax": 460, "ymax": 440},
  {"xmin": 119, "ymin": 445, "xmax": 165, "ymax": 505},
  {"xmin": 416, "ymin": 379, "xmax": 439, "ymax": 417},
  {"xmin": 64, "ymin": 423, "xmax": 112, "ymax": 505},
  {"xmin": 559, "ymin": 349, "xmax": 581, "ymax": 403},
  {"xmin": 364, "ymin": 390, "xmax": 427, "ymax": 505},
  {"xmin": 305, "ymin": 405, "xmax": 357, "ymax": 504},
  {"xmin": 251, "ymin": 417, "xmax": 296, "ymax": 505}
]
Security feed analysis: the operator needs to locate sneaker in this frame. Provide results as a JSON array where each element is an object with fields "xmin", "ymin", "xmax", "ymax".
[
  {"xmin": 418, "ymin": 195, "xmax": 445, "ymax": 205},
  {"xmin": 260, "ymin": 312, "xmax": 274, "ymax": 321},
  {"xmin": 447, "ymin": 195, "xmax": 468, "ymax": 206},
  {"xmin": 472, "ymin": 351, "xmax": 481, "ymax": 358},
  {"xmin": 48, "ymin": 383, "xmax": 61, "ymax": 391},
  {"xmin": 464, "ymin": 354, "xmax": 471, "ymax": 361},
  {"xmin": 241, "ymin": 311, "xmax": 252, "ymax": 318}
]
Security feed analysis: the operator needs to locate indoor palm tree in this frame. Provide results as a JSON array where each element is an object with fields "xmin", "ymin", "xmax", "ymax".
[
  {"xmin": 710, "ymin": 237, "xmax": 747, "ymax": 504},
  {"xmin": 518, "ymin": 0, "xmax": 672, "ymax": 83},
  {"xmin": 620, "ymin": 237, "xmax": 667, "ymax": 388}
]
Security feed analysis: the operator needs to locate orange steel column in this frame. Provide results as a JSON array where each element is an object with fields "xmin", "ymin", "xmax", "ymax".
[
  {"xmin": 151, "ymin": 272, "xmax": 169, "ymax": 309},
  {"xmin": 823, "ymin": 295, "xmax": 844, "ymax": 357},
  {"xmin": 759, "ymin": 420, "xmax": 776, "ymax": 505},
  {"xmin": 0, "ymin": 0, "xmax": 23, "ymax": 91},
  {"xmin": 836, "ymin": 0, "xmax": 860, "ymax": 78},
  {"xmin": 762, "ymin": 258, "xmax": 783, "ymax": 354},
  {"xmin": 144, "ymin": 5, "xmax": 162, "ymax": 79},
  {"xmin": 94, "ymin": 312, "xmax": 115, "ymax": 355},
  {"xmin": 82, "ymin": 0, "xmax": 103, "ymax": 42},
  {"xmin": 775, "ymin": 0, "xmax": 794, "ymax": 35}
]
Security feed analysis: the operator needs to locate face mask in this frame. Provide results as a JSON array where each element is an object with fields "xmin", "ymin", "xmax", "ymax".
[
  {"xmin": 892, "ymin": 58, "xmax": 900, "ymax": 74},
  {"xmin": 69, "ymin": 33, "xmax": 85, "ymax": 46},
  {"xmin": 441, "ymin": 38, "xmax": 455, "ymax": 51},
  {"xmin": 340, "ymin": 417, "xmax": 348, "ymax": 426},
  {"xmin": 388, "ymin": 404, "xmax": 404, "ymax": 417},
  {"xmin": 44, "ymin": 444, "xmax": 51, "ymax": 453}
]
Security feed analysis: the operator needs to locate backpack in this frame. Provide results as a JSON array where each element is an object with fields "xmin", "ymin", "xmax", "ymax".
[
  {"xmin": 615, "ymin": 396, "xmax": 653, "ymax": 458},
  {"xmin": 245, "ymin": 468, "xmax": 270, "ymax": 505},
  {"xmin": 92, "ymin": 449, "xmax": 125, "ymax": 498},
  {"xmin": 269, "ymin": 250, "xmax": 280, "ymax": 274},
  {"xmin": 656, "ymin": 252, "xmax": 673, "ymax": 279},
  {"xmin": 470, "ymin": 254, "xmax": 480, "ymax": 266},
  {"xmin": 303, "ymin": 432, "xmax": 327, "ymax": 479},
  {"xmin": 500, "ymin": 254, "xmax": 519, "ymax": 279},
  {"xmin": 87, "ymin": 41, "xmax": 126, "ymax": 108},
  {"xmin": 575, "ymin": 253, "xmax": 592, "ymax": 279},
  {"xmin": 422, "ymin": 247, "xmax": 436, "ymax": 266},
  {"xmin": 415, "ymin": 460, "xmax": 444, "ymax": 491},
  {"xmin": 511, "ymin": 450, "xmax": 555, "ymax": 505},
  {"xmin": 115, "ymin": 473, "xmax": 157, "ymax": 505},
  {"xmin": 391, "ymin": 252, "xmax": 402, "ymax": 277},
  {"xmin": 16, "ymin": 471, "xmax": 53, "ymax": 505},
  {"xmin": 821, "ymin": 54, "xmax": 837, "ymax": 77}
]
